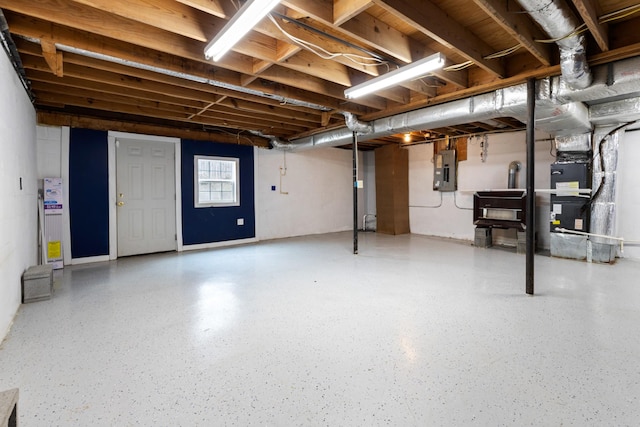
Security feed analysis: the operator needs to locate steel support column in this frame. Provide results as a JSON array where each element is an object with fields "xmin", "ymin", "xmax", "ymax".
[
  {"xmin": 353, "ymin": 132, "xmax": 358, "ymax": 255},
  {"xmin": 526, "ymin": 78, "xmax": 536, "ymax": 295}
]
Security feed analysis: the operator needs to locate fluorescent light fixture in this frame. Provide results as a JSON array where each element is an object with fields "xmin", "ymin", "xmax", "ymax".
[
  {"xmin": 344, "ymin": 53, "xmax": 446, "ymax": 99},
  {"xmin": 204, "ymin": 0, "xmax": 281, "ymax": 62}
]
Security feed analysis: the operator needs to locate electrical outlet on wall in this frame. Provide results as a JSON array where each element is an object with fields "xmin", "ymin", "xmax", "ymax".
[{"xmin": 237, "ymin": 218, "xmax": 244, "ymax": 226}]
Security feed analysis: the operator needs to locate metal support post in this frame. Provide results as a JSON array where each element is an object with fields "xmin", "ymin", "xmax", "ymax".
[
  {"xmin": 353, "ymin": 132, "xmax": 358, "ymax": 254},
  {"xmin": 526, "ymin": 78, "xmax": 536, "ymax": 295}
]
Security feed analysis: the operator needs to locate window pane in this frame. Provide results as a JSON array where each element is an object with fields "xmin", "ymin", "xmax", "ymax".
[{"xmin": 195, "ymin": 157, "xmax": 239, "ymax": 207}]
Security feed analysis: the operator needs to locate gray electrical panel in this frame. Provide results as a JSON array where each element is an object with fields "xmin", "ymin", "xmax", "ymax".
[{"xmin": 433, "ymin": 150, "xmax": 457, "ymax": 192}]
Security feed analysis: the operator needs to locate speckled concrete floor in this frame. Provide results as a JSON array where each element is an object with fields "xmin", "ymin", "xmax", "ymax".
[{"xmin": 1, "ymin": 232, "xmax": 639, "ymax": 426}]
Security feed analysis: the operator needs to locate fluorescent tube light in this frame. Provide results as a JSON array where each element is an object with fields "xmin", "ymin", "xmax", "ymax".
[
  {"xmin": 344, "ymin": 53, "xmax": 446, "ymax": 99},
  {"xmin": 204, "ymin": 0, "xmax": 281, "ymax": 62}
]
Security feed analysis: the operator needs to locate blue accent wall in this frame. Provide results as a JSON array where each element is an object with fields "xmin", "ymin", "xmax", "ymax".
[
  {"xmin": 181, "ymin": 140, "xmax": 255, "ymax": 245},
  {"xmin": 69, "ymin": 128, "xmax": 109, "ymax": 258}
]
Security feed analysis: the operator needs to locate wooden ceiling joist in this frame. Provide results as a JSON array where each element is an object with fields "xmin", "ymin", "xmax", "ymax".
[
  {"xmin": 571, "ymin": 0, "xmax": 609, "ymax": 52},
  {"xmin": 374, "ymin": 0, "xmax": 505, "ymax": 77},
  {"xmin": 471, "ymin": 0, "xmax": 553, "ymax": 66},
  {"xmin": 37, "ymin": 111, "xmax": 271, "ymax": 147}
]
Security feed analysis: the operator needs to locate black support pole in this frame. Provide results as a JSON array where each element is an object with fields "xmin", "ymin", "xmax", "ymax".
[
  {"xmin": 353, "ymin": 132, "xmax": 358, "ymax": 255},
  {"xmin": 526, "ymin": 78, "xmax": 536, "ymax": 295}
]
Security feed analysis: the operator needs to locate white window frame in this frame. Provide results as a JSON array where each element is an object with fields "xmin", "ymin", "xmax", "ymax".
[{"xmin": 194, "ymin": 155, "xmax": 240, "ymax": 207}]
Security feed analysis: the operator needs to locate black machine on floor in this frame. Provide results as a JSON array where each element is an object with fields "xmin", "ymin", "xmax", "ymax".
[
  {"xmin": 473, "ymin": 190, "xmax": 527, "ymax": 231},
  {"xmin": 550, "ymin": 161, "xmax": 592, "ymax": 233}
]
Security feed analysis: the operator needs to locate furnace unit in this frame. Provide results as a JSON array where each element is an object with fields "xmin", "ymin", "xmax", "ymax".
[{"xmin": 550, "ymin": 162, "xmax": 591, "ymax": 233}]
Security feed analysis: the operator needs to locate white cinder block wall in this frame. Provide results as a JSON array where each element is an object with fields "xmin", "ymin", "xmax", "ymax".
[
  {"xmin": 256, "ymin": 147, "xmax": 365, "ymax": 241},
  {"xmin": 36, "ymin": 125, "xmax": 63, "ymax": 181},
  {"xmin": 408, "ymin": 131, "xmax": 555, "ymax": 249},
  {"xmin": 0, "ymin": 51, "xmax": 38, "ymax": 339}
]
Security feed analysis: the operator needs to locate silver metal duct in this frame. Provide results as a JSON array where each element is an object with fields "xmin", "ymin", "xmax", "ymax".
[
  {"xmin": 278, "ymin": 80, "xmax": 581, "ymax": 151},
  {"xmin": 554, "ymin": 133, "xmax": 591, "ymax": 152},
  {"xmin": 590, "ymin": 127, "xmax": 624, "ymax": 262},
  {"xmin": 590, "ymin": 97, "xmax": 640, "ymax": 126},
  {"xmin": 554, "ymin": 56, "xmax": 640, "ymax": 104},
  {"xmin": 508, "ymin": 161, "xmax": 521, "ymax": 189},
  {"xmin": 343, "ymin": 112, "xmax": 372, "ymax": 134},
  {"xmin": 515, "ymin": 0, "xmax": 591, "ymax": 89},
  {"xmin": 274, "ymin": 55, "xmax": 640, "ymax": 151}
]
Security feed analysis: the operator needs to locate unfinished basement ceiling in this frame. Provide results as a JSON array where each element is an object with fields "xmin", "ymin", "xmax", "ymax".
[{"xmin": 2, "ymin": 1, "xmax": 640, "ymax": 149}]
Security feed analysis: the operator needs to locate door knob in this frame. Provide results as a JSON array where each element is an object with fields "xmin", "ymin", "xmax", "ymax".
[{"xmin": 117, "ymin": 201, "xmax": 125, "ymax": 207}]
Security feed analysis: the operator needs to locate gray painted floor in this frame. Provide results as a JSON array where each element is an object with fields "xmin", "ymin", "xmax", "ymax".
[{"xmin": 1, "ymin": 232, "xmax": 639, "ymax": 426}]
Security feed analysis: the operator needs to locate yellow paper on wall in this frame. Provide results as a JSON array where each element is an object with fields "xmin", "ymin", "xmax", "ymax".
[{"xmin": 48, "ymin": 241, "xmax": 61, "ymax": 259}]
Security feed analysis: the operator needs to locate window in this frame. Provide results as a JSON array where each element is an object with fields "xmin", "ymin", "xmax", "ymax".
[{"xmin": 195, "ymin": 156, "xmax": 240, "ymax": 207}]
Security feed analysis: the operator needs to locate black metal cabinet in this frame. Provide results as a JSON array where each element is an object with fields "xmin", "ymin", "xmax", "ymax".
[{"xmin": 550, "ymin": 162, "xmax": 591, "ymax": 232}]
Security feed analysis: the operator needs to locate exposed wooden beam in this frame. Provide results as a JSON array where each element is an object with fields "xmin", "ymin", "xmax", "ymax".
[
  {"xmin": 7, "ymin": 12, "xmax": 243, "ymax": 86},
  {"xmin": 401, "ymin": 79, "xmax": 437, "ymax": 98},
  {"xmin": 570, "ymin": 0, "xmax": 609, "ymax": 52},
  {"xmin": 69, "ymin": 0, "xmax": 306, "ymax": 70},
  {"xmin": 174, "ymin": 0, "xmax": 229, "ymax": 19},
  {"xmin": 281, "ymin": 0, "xmax": 334, "ymax": 23},
  {"xmin": 373, "ymin": 0, "xmax": 505, "ymax": 77},
  {"xmin": 29, "ymin": 77, "xmax": 209, "ymax": 110},
  {"xmin": 0, "ymin": 1, "xmax": 255, "ymax": 74},
  {"xmin": 472, "ymin": 0, "xmax": 553, "ymax": 65},
  {"xmin": 257, "ymin": 14, "xmax": 382, "ymax": 77},
  {"xmin": 258, "ymin": 65, "xmax": 389, "ymax": 110},
  {"xmin": 6, "ymin": 12, "xmax": 365, "ymax": 113},
  {"xmin": 470, "ymin": 121, "xmax": 497, "ymax": 131},
  {"xmin": 40, "ymin": 39, "xmax": 63, "ymax": 77},
  {"xmin": 35, "ymin": 91, "xmax": 305, "ymax": 135},
  {"xmin": 4, "ymin": 1, "xmax": 354, "ymax": 104},
  {"xmin": 337, "ymin": 11, "xmax": 468, "ymax": 88},
  {"xmin": 22, "ymin": 53, "xmax": 325, "ymax": 129},
  {"xmin": 36, "ymin": 111, "xmax": 271, "ymax": 147},
  {"xmin": 69, "ymin": 0, "xmax": 219, "ymax": 42},
  {"xmin": 281, "ymin": 50, "xmax": 353, "ymax": 87},
  {"xmin": 333, "ymin": 0, "xmax": 373, "ymax": 26},
  {"xmin": 19, "ymin": 56, "xmax": 321, "ymax": 123},
  {"xmin": 218, "ymin": 98, "xmax": 320, "ymax": 125},
  {"xmin": 339, "ymin": 11, "xmax": 412, "ymax": 62},
  {"xmin": 34, "ymin": 82, "xmax": 313, "ymax": 131}
]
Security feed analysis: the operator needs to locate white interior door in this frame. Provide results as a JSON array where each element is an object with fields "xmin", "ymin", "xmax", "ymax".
[{"xmin": 116, "ymin": 138, "xmax": 176, "ymax": 257}]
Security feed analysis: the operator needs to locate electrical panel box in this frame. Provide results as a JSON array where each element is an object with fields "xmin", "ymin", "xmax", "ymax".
[
  {"xmin": 433, "ymin": 150, "xmax": 457, "ymax": 192},
  {"xmin": 550, "ymin": 162, "xmax": 591, "ymax": 232}
]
